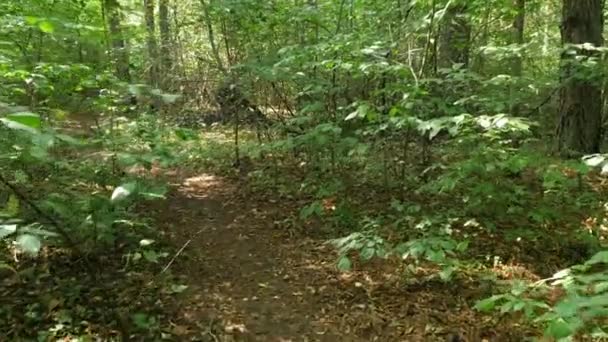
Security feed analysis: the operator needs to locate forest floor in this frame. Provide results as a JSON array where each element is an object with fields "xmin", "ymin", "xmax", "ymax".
[{"xmin": 150, "ymin": 171, "xmax": 529, "ymax": 342}]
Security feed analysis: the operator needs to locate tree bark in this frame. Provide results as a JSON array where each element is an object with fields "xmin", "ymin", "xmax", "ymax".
[
  {"xmin": 556, "ymin": 0, "xmax": 604, "ymax": 156},
  {"xmin": 104, "ymin": 0, "xmax": 131, "ymax": 81},
  {"xmin": 159, "ymin": 0, "xmax": 172, "ymax": 81},
  {"xmin": 144, "ymin": 0, "xmax": 159, "ymax": 86},
  {"xmin": 437, "ymin": 1, "xmax": 471, "ymax": 69},
  {"xmin": 511, "ymin": 0, "xmax": 525, "ymax": 77},
  {"xmin": 510, "ymin": 0, "xmax": 525, "ymax": 115}
]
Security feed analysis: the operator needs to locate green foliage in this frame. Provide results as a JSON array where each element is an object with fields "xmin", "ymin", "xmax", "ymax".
[{"xmin": 477, "ymin": 250, "xmax": 608, "ymax": 339}]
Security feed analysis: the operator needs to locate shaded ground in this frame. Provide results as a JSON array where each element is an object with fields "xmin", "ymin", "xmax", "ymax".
[{"xmin": 152, "ymin": 173, "xmax": 528, "ymax": 342}]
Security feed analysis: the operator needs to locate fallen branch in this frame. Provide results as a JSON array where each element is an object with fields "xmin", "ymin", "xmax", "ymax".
[{"xmin": 160, "ymin": 228, "xmax": 204, "ymax": 274}]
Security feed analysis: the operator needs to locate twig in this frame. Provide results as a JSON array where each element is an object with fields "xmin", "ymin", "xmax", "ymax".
[{"xmin": 160, "ymin": 229, "xmax": 204, "ymax": 274}]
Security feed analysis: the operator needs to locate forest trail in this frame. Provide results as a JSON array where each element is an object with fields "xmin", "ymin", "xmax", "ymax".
[
  {"xmin": 154, "ymin": 173, "xmax": 364, "ymax": 341},
  {"xmin": 151, "ymin": 172, "xmax": 503, "ymax": 342}
]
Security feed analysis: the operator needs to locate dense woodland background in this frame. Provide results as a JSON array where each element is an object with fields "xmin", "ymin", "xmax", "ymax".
[{"xmin": 2, "ymin": 0, "xmax": 608, "ymax": 340}]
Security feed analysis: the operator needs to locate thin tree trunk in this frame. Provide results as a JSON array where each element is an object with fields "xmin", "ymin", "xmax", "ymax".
[
  {"xmin": 104, "ymin": 0, "xmax": 131, "ymax": 81},
  {"xmin": 200, "ymin": 0, "xmax": 226, "ymax": 75},
  {"xmin": 437, "ymin": 1, "xmax": 471, "ymax": 69},
  {"xmin": 510, "ymin": 0, "xmax": 525, "ymax": 115},
  {"xmin": 144, "ymin": 0, "xmax": 159, "ymax": 86},
  {"xmin": 556, "ymin": 0, "xmax": 604, "ymax": 155},
  {"xmin": 511, "ymin": 0, "xmax": 525, "ymax": 77},
  {"xmin": 159, "ymin": 0, "xmax": 172, "ymax": 84}
]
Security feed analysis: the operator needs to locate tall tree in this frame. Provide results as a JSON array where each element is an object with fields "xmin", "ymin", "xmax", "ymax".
[
  {"xmin": 511, "ymin": 0, "xmax": 525, "ymax": 77},
  {"xmin": 510, "ymin": 0, "xmax": 526, "ymax": 115},
  {"xmin": 144, "ymin": 0, "xmax": 158, "ymax": 86},
  {"xmin": 437, "ymin": 1, "xmax": 471, "ymax": 69},
  {"xmin": 158, "ymin": 0, "xmax": 171, "ymax": 81},
  {"xmin": 556, "ymin": 0, "xmax": 604, "ymax": 155},
  {"xmin": 103, "ymin": 0, "xmax": 131, "ymax": 81}
]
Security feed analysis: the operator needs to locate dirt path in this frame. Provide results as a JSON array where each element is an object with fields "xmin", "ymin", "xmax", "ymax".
[{"xmin": 152, "ymin": 173, "xmax": 503, "ymax": 342}]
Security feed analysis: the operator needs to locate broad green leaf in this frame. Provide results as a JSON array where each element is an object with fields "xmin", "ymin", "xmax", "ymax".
[
  {"xmin": 586, "ymin": 251, "xmax": 608, "ymax": 265},
  {"xmin": 6, "ymin": 112, "xmax": 41, "ymax": 129},
  {"xmin": 19, "ymin": 226, "xmax": 59, "ymax": 237},
  {"xmin": 16, "ymin": 234, "xmax": 41, "ymax": 256},
  {"xmin": 38, "ymin": 21, "xmax": 55, "ymax": 33},
  {"xmin": 0, "ymin": 224, "xmax": 17, "ymax": 239},
  {"xmin": 0, "ymin": 118, "xmax": 38, "ymax": 133},
  {"xmin": 545, "ymin": 319, "xmax": 574, "ymax": 339},
  {"xmin": 337, "ymin": 256, "xmax": 352, "ymax": 271},
  {"xmin": 360, "ymin": 247, "xmax": 375, "ymax": 261},
  {"xmin": 474, "ymin": 295, "xmax": 503, "ymax": 312}
]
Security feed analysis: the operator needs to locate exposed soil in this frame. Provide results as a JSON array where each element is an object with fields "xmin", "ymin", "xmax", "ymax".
[{"xmin": 152, "ymin": 173, "xmax": 529, "ymax": 342}]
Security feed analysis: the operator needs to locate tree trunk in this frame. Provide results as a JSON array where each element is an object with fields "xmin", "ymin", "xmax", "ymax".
[
  {"xmin": 104, "ymin": 0, "xmax": 131, "ymax": 81},
  {"xmin": 200, "ymin": 0, "xmax": 226, "ymax": 74},
  {"xmin": 437, "ymin": 1, "xmax": 471, "ymax": 69},
  {"xmin": 510, "ymin": 0, "xmax": 525, "ymax": 115},
  {"xmin": 144, "ymin": 0, "xmax": 159, "ymax": 86},
  {"xmin": 556, "ymin": 0, "xmax": 604, "ymax": 156},
  {"xmin": 159, "ymin": 0, "xmax": 172, "ymax": 81},
  {"xmin": 511, "ymin": 0, "xmax": 525, "ymax": 77}
]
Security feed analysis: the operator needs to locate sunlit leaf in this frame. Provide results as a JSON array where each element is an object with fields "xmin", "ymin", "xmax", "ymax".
[
  {"xmin": 111, "ymin": 182, "xmax": 137, "ymax": 202},
  {"xmin": 169, "ymin": 284, "xmax": 189, "ymax": 294},
  {"xmin": 16, "ymin": 234, "xmax": 41, "ymax": 256},
  {"xmin": 139, "ymin": 239, "xmax": 155, "ymax": 246},
  {"xmin": 586, "ymin": 251, "xmax": 608, "ymax": 265},
  {"xmin": 6, "ymin": 112, "xmax": 41, "ymax": 129},
  {"xmin": 0, "ymin": 224, "xmax": 17, "ymax": 239},
  {"xmin": 583, "ymin": 154, "xmax": 605, "ymax": 167},
  {"xmin": 38, "ymin": 20, "xmax": 55, "ymax": 33},
  {"xmin": 0, "ymin": 118, "xmax": 38, "ymax": 133}
]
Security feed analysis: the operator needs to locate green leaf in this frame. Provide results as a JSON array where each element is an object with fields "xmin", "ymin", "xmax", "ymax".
[
  {"xmin": 38, "ymin": 20, "xmax": 55, "ymax": 33},
  {"xmin": 0, "ymin": 118, "xmax": 38, "ymax": 133},
  {"xmin": 24, "ymin": 16, "xmax": 38, "ymax": 25},
  {"xmin": 474, "ymin": 295, "xmax": 503, "ymax": 312},
  {"xmin": 169, "ymin": 284, "xmax": 189, "ymax": 294},
  {"xmin": 545, "ymin": 319, "xmax": 574, "ymax": 339},
  {"xmin": 337, "ymin": 256, "xmax": 352, "ymax": 271},
  {"xmin": 131, "ymin": 313, "xmax": 150, "ymax": 329},
  {"xmin": 360, "ymin": 247, "xmax": 375, "ymax": 261},
  {"xmin": 0, "ymin": 224, "xmax": 17, "ymax": 239},
  {"xmin": 586, "ymin": 251, "xmax": 608, "ymax": 265},
  {"xmin": 438, "ymin": 266, "xmax": 455, "ymax": 281},
  {"xmin": 16, "ymin": 234, "xmax": 41, "ymax": 256},
  {"xmin": 6, "ymin": 112, "xmax": 41, "ymax": 129}
]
